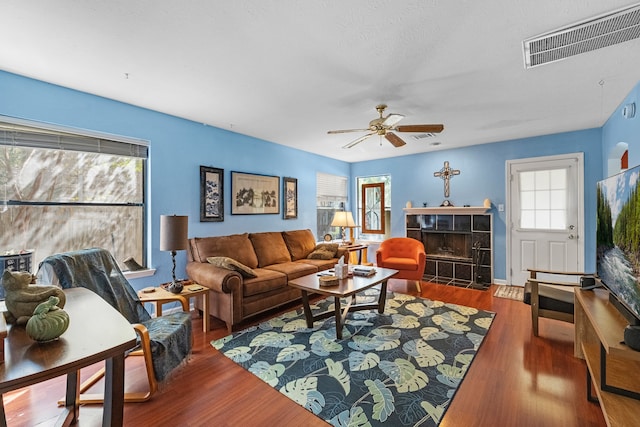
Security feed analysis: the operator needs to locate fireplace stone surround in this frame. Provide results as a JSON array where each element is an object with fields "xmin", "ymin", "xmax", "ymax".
[{"xmin": 404, "ymin": 207, "xmax": 493, "ymax": 289}]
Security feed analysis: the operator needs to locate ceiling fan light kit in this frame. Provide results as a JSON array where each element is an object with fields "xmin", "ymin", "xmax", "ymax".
[{"xmin": 328, "ymin": 104, "xmax": 444, "ymax": 149}]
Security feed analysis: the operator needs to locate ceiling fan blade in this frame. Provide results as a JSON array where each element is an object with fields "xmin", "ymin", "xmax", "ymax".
[
  {"xmin": 343, "ymin": 132, "xmax": 375, "ymax": 149},
  {"xmin": 385, "ymin": 132, "xmax": 406, "ymax": 147},
  {"xmin": 328, "ymin": 128, "xmax": 371, "ymax": 134},
  {"xmin": 395, "ymin": 124, "xmax": 444, "ymax": 133},
  {"xmin": 382, "ymin": 113, "xmax": 404, "ymax": 127}
]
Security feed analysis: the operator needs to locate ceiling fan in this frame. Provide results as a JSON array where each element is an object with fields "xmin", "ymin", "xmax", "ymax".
[{"xmin": 328, "ymin": 104, "xmax": 444, "ymax": 149}]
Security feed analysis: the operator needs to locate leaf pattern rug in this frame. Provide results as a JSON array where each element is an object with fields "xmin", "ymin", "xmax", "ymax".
[{"xmin": 212, "ymin": 289, "xmax": 495, "ymax": 426}]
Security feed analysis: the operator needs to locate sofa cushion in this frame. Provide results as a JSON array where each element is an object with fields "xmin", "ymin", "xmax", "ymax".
[
  {"xmin": 307, "ymin": 243, "xmax": 339, "ymax": 260},
  {"xmin": 207, "ymin": 256, "xmax": 257, "ymax": 278},
  {"xmin": 243, "ymin": 268, "xmax": 288, "ymax": 297},
  {"xmin": 282, "ymin": 229, "xmax": 317, "ymax": 261},
  {"xmin": 264, "ymin": 262, "xmax": 317, "ymax": 280},
  {"xmin": 249, "ymin": 232, "xmax": 292, "ymax": 267},
  {"xmin": 296, "ymin": 259, "xmax": 337, "ymax": 271},
  {"xmin": 191, "ymin": 233, "xmax": 258, "ymax": 269}
]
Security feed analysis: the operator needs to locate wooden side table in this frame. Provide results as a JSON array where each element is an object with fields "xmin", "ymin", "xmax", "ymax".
[
  {"xmin": 343, "ymin": 243, "xmax": 372, "ymax": 265},
  {"xmin": 138, "ymin": 283, "xmax": 210, "ymax": 332},
  {"xmin": 0, "ymin": 288, "xmax": 137, "ymax": 426}
]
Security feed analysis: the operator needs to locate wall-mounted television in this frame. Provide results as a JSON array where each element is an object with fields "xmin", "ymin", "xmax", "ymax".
[{"xmin": 596, "ymin": 164, "xmax": 640, "ymax": 326}]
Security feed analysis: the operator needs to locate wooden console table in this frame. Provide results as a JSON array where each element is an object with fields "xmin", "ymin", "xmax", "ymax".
[
  {"xmin": 575, "ymin": 288, "xmax": 640, "ymax": 426},
  {"xmin": 0, "ymin": 288, "xmax": 137, "ymax": 426}
]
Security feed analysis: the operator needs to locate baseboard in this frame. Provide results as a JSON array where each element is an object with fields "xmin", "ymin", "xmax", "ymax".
[{"xmin": 493, "ymin": 278, "xmax": 507, "ymax": 285}]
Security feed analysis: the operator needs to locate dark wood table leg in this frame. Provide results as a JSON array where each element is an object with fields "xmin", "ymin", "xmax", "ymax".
[
  {"xmin": 0, "ymin": 393, "xmax": 6, "ymax": 427},
  {"xmin": 378, "ymin": 280, "xmax": 388, "ymax": 313},
  {"xmin": 64, "ymin": 369, "xmax": 80, "ymax": 424},
  {"xmin": 334, "ymin": 296, "xmax": 343, "ymax": 339},
  {"xmin": 300, "ymin": 290, "xmax": 313, "ymax": 328},
  {"xmin": 103, "ymin": 353, "xmax": 126, "ymax": 427}
]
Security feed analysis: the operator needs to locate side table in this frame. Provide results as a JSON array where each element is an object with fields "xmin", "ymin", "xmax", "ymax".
[{"xmin": 138, "ymin": 282, "xmax": 210, "ymax": 332}]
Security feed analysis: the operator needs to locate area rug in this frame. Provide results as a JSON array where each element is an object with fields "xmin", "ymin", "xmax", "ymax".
[
  {"xmin": 212, "ymin": 289, "xmax": 495, "ymax": 426},
  {"xmin": 493, "ymin": 285, "xmax": 524, "ymax": 301}
]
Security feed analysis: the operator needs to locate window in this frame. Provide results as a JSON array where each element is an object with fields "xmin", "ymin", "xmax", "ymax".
[
  {"xmin": 357, "ymin": 175, "xmax": 391, "ymax": 241},
  {"xmin": 361, "ymin": 182, "xmax": 385, "ymax": 234},
  {"xmin": 316, "ymin": 172, "xmax": 348, "ymax": 240},
  {"xmin": 0, "ymin": 118, "xmax": 148, "ymax": 271},
  {"xmin": 519, "ymin": 169, "xmax": 566, "ymax": 230}
]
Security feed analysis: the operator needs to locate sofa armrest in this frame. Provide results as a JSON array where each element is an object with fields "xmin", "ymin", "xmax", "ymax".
[{"xmin": 186, "ymin": 262, "xmax": 242, "ymax": 294}]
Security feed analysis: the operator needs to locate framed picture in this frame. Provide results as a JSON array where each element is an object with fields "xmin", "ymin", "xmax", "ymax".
[
  {"xmin": 283, "ymin": 177, "xmax": 298, "ymax": 219},
  {"xmin": 200, "ymin": 166, "xmax": 224, "ymax": 222},
  {"xmin": 231, "ymin": 171, "xmax": 280, "ymax": 215}
]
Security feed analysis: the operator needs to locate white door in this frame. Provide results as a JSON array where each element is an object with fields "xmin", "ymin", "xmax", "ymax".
[{"xmin": 507, "ymin": 153, "xmax": 584, "ymax": 285}]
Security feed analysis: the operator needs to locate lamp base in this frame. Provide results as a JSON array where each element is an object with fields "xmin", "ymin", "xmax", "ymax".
[{"xmin": 167, "ymin": 280, "xmax": 183, "ymax": 294}]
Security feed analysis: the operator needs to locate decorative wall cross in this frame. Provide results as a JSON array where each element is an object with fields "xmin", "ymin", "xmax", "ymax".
[{"xmin": 433, "ymin": 161, "xmax": 460, "ymax": 198}]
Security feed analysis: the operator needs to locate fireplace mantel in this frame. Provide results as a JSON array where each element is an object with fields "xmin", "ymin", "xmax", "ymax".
[{"xmin": 403, "ymin": 207, "xmax": 490, "ymax": 215}]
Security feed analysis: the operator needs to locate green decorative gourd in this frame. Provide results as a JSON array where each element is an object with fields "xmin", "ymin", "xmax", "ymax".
[{"xmin": 26, "ymin": 296, "xmax": 70, "ymax": 342}]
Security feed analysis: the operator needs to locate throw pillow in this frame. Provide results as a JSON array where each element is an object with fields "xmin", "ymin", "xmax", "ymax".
[
  {"xmin": 207, "ymin": 256, "xmax": 257, "ymax": 278},
  {"xmin": 307, "ymin": 243, "xmax": 339, "ymax": 260}
]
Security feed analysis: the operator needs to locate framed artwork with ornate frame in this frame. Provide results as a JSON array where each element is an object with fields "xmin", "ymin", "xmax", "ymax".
[
  {"xmin": 283, "ymin": 177, "xmax": 298, "ymax": 219},
  {"xmin": 200, "ymin": 166, "xmax": 224, "ymax": 222},
  {"xmin": 231, "ymin": 171, "xmax": 280, "ymax": 215}
]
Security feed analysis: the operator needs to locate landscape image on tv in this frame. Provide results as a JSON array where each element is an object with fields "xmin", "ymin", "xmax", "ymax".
[{"xmin": 597, "ymin": 164, "xmax": 640, "ymax": 321}]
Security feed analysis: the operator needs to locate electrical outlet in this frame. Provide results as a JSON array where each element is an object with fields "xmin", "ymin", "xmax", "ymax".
[{"xmin": 498, "ymin": 204, "xmax": 505, "ymax": 212}]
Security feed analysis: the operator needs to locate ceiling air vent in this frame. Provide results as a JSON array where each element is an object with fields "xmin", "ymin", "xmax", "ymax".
[
  {"xmin": 523, "ymin": 3, "xmax": 640, "ymax": 68},
  {"xmin": 411, "ymin": 133, "xmax": 437, "ymax": 140}
]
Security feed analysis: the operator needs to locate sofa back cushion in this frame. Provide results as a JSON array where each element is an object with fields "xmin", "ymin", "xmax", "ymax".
[
  {"xmin": 190, "ymin": 233, "xmax": 259, "ymax": 269},
  {"xmin": 282, "ymin": 229, "xmax": 317, "ymax": 261},
  {"xmin": 249, "ymin": 232, "xmax": 292, "ymax": 267}
]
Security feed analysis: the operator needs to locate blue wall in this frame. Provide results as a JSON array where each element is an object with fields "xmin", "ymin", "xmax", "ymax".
[
  {"xmin": 351, "ymin": 129, "xmax": 603, "ymax": 281},
  {"xmin": 2, "ymin": 70, "xmax": 635, "ymax": 286},
  {"xmin": 602, "ymin": 81, "xmax": 640, "ymax": 174},
  {"xmin": 0, "ymin": 71, "xmax": 350, "ymax": 288}
]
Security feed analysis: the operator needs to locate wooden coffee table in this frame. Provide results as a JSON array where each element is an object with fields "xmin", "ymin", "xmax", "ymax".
[{"xmin": 288, "ymin": 267, "xmax": 398, "ymax": 339}]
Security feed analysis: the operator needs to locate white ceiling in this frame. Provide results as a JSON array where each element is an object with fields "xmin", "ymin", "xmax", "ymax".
[{"xmin": 2, "ymin": 1, "xmax": 640, "ymax": 162}]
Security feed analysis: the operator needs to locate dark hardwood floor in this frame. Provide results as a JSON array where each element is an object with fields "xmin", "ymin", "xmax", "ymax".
[{"xmin": 2, "ymin": 281, "xmax": 606, "ymax": 426}]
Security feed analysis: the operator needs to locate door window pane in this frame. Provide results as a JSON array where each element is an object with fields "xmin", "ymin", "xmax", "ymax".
[
  {"xmin": 519, "ymin": 168, "xmax": 567, "ymax": 230},
  {"xmin": 520, "ymin": 171, "xmax": 535, "ymax": 191}
]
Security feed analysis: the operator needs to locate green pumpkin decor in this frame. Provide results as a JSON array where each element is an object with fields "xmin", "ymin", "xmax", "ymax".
[{"xmin": 26, "ymin": 296, "xmax": 70, "ymax": 342}]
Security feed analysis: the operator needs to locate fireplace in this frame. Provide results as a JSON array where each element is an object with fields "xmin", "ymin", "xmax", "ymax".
[
  {"xmin": 424, "ymin": 232, "xmax": 472, "ymax": 261},
  {"xmin": 405, "ymin": 207, "xmax": 493, "ymax": 289}
]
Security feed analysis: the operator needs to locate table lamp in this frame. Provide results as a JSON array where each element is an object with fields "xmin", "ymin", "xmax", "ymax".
[
  {"xmin": 160, "ymin": 214, "xmax": 189, "ymax": 294},
  {"xmin": 331, "ymin": 211, "xmax": 356, "ymax": 245}
]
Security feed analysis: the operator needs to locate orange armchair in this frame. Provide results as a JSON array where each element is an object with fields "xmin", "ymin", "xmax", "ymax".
[{"xmin": 376, "ymin": 237, "xmax": 426, "ymax": 291}]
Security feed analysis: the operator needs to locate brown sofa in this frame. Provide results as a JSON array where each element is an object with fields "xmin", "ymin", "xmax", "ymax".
[{"xmin": 186, "ymin": 229, "xmax": 345, "ymax": 332}]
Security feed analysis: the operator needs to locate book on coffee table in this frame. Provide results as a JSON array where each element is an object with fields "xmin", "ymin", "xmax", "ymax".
[{"xmin": 352, "ymin": 267, "xmax": 376, "ymax": 277}]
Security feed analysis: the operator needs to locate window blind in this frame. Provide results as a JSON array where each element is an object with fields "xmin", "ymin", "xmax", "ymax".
[
  {"xmin": 0, "ymin": 123, "xmax": 148, "ymax": 158},
  {"xmin": 316, "ymin": 172, "xmax": 348, "ymax": 202}
]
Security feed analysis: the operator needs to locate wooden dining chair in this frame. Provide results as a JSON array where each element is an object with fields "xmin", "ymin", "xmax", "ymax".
[
  {"xmin": 38, "ymin": 248, "xmax": 192, "ymax": 403},
  {"xmin": 523, "ymin": 268, "xmax": 594, "ymax": 337}
]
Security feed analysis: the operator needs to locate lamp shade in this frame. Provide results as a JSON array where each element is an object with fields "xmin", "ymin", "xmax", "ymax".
[
  {"xmin": 331, "ymin": 211, "xmax": 356, "ymax": 228},
  {"xmin": 160, "ymin": 215, "xmax": 189, "ymax": 251}
]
